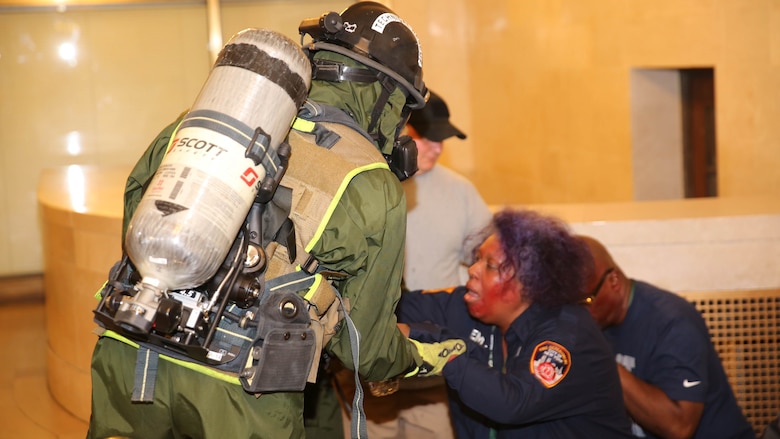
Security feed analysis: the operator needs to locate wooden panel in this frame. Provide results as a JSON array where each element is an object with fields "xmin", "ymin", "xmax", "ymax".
[{"xmin": 38, "ymin": 166, "xmax": 125, "ymax": 422}]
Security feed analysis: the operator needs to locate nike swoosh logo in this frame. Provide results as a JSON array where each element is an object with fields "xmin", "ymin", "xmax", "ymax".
[{"xmin": 683, "ymin": 379, "xmax": 701, "ymax": 388}]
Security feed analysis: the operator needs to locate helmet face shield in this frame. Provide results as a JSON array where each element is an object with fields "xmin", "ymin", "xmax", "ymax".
[{"xmin": 299, "ymin": 1, "xmax": 427, "ymax": 109}]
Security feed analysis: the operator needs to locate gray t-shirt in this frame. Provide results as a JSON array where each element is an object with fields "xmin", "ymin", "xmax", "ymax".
[{"xmin": 402, "ymin": 164, "xmax": 492, "ymax": 291}]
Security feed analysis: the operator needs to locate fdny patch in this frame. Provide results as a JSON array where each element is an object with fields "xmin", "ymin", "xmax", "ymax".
[{"xmin": 529, "ymin": 341, "xmax": 571, "ymax": 388}]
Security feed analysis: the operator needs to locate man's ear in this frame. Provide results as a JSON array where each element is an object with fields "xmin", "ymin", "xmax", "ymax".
[
  {"xmin": 404, "ymin": 124, "xmax": 418, "ymax": 138},
  {"xmin": 606, "ymin": 269, "xmax": 620, "ymax": 291}
]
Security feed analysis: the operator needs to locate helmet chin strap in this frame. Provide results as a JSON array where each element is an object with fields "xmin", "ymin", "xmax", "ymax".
[{"xmin": 366, "ymin": 74, "xmax": 399, "ymax": 149}]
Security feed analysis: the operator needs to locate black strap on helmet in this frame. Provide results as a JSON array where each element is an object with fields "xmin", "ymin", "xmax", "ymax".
[
  {"xmin": 309, "ymin": 57, "xmax": 403, "ymax": 152},
  {"xmin": 307, "ymin": 42, "xmax": 420, "ymax": 107},
  {"xmin": 366, "ymin": 73, "xmax": 397, "ymax": 143},
  {"xmin": 311, "ymin": 59, "xmax": 379, "ymax": 84}
]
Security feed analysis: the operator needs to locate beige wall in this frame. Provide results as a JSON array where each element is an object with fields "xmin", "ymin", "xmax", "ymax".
[
  {"xmin": 2, "ymin": 0, "xmax": 780, "ymax": 276},
  {"xmin": 393, "ymin": 0, "xmax": 780, "ymax": 205},
  {"xmin": 0, "ymin": 4, "xmax": 210, "ymax": 276}
]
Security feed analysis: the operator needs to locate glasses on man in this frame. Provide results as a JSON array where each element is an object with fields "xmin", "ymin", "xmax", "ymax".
[{"xmin": 580, "ymin": 267, "xmax": 615, "ymax": 305}]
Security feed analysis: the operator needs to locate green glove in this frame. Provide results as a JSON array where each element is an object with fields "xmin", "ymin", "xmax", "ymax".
[{"xmin": 406, "ymin": 338, "xmax": 467, "ymax": 377}]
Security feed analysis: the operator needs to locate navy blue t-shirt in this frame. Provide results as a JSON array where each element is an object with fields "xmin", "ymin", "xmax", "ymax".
[{"xmin": 603, "ymin": 280, "xmax": 754, "ymax": 438}]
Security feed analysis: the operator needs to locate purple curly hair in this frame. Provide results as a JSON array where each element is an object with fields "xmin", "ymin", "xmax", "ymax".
[{"xmin": 482, "ymin": 208, "xmax": 591, "ymax": 308}]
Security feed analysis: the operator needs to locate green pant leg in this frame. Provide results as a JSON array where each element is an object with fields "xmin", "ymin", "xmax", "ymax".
[
  {"xmin": 88, "ymin": 337, "xmax": 306, "ymax": 439},
  {"xmin": 304, "ymin": 369, "xmax": 345, "ymax": 439},
  {"xmin": 88, "ymin": 337, "xmax": 175, "ymax": 439}
]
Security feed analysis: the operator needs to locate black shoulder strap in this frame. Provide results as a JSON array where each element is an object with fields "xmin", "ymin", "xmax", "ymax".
[{"xmin": 295, "ymin": 100, "xmax": 376, "ymax": 147}]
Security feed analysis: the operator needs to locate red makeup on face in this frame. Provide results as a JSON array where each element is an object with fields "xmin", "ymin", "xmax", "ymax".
[{"xmin": 464, "ymin": 234, "xmax": 514, "ymax": 325}]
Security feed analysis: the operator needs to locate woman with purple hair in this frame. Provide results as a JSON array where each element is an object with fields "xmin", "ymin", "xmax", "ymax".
[{"xmin": 396, "ymin": 208, "xmax": 633, "ymax": 438}]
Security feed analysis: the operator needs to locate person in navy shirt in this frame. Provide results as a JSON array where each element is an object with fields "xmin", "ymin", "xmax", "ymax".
[
  {"xmin": 397, "ymin": 209, "xmax": 634, "ymax": 438},
  {"xmin": 579, "ymin": 235, "xmax": 755, "ymax": 439}
]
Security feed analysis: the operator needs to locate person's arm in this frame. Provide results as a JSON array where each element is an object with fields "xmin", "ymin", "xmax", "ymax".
[
  {"xmin": 615, "ymin": 298, "xmax": 712, "ymax": 439},
  {"xmin": 618, "ymin": 365, "xmax": 704, "ymax": 439},
  {"xmin": 441, "ymin": 323, "xmax": 587, "ymax": 425},
  {"xmin": 464, "ymin": 182, "xmax": 492, "ymax": 237},
  {"xmin": 123, "ymin": 111, "xmax": 187, "ymax": 242},
  {"xmin": 442, "ymin": 348, "xmax": 562, "ymax": 424},
  {"xmin": 313, "ymin": 168, "xmax": 417, "ymax": 380},
  {"xmin": 396, "ymin": 286, "xmax": 458, "ymax": 326}
]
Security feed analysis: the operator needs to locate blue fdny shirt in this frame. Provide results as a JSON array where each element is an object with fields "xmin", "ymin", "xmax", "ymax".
[
  {"xmin": 603, "ymin": 280, "xmax": 754, "ymax": 438},
  {"xmin": 397, "ymin": 286, "xmax": 634, "ymax": 439}
]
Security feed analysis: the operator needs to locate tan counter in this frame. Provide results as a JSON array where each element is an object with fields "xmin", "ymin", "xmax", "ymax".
[{"xmin": 37, "ymin": 165, "xmax": 128, "ymax": 422}]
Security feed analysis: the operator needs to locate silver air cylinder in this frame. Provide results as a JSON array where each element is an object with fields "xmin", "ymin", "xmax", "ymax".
[{"xmin": 118, "ymin": 29, "xmax": 311, "ymax": 333}]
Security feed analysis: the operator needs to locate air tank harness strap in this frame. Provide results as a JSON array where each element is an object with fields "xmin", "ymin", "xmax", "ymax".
[
  {"xmin": 263, "ymin": 266, "xmax": 341, "ymax": 384},
  {"xmin": 123, "ymin": 267, "xmax": 340, "ymax": 403},
  {"xmin": 336, "ymin": 286, "xmax": 368, "ymax": 439},
  {"xmin": 260, "ymin": 266, "xmax": 366, "ymax": 438},
  {"xmin": 291, "ymin": 117, "xmax": 341, "ymax": 149},
  {"xmin": 131, "ymin": 346, "xmax": 159, "ymax": 403}
]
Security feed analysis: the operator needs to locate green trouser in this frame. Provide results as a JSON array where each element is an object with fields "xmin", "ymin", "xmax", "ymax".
[
  {"xmin": 87, "ymin": 337, "xmax": 305, "ymax": 439},
  {"xmin": 303, "ymin": 367, "xmax": 345, "ymax": 439}
]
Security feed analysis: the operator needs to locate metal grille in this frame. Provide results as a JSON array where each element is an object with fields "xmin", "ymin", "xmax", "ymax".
[{"xmin": 679, "ymin": 289, "xmax": 780, "ymax": 437}]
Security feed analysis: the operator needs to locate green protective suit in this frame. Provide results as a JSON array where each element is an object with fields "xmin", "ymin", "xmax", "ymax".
[{"xmin": 89, "ymin": 90, "xmax": 418, "ymax": 437}]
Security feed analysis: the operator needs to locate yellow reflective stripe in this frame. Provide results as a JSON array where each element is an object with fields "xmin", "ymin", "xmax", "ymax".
[
  {"xmin": 303, "ymin": 273, "xmax": 324, "ymax": 302},
  {"xmin": 404, "ymin": 365, "xmax": 420, "ymax": 378},
  {"xmin": 100, "ymin": 330, "xmax": 241, "ymax": 386},
  {"xmin": 101, "ymin": 329, "xmax": 140, "ymax": 348},
  {"xmin": 304, "ymin": 162, "xmax": 390, "ymax": 253},
  {"xmin": 94, "ymin": 281, "xmax": 107, "ymax": 300},
  {"xmin": 164, "ymin": 117, "xmax": 187, "ymax": 157},
  {"xmin": 292, "ymin": 117, "xmax": 315, "ymax": 133},
  {"xmin": 158, "ymin": 355, "xmax": 241, "ymax": 385}
]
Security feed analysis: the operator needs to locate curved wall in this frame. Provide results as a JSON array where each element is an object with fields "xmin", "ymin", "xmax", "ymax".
[{"xmin": 37, "ymin": 166, "xmax": 126, "ymax": 421}]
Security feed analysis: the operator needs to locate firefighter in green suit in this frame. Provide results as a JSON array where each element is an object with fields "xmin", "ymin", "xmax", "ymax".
[{"xmin": 87, "ymin": 2, "xmax": 465, "ymax": 439}]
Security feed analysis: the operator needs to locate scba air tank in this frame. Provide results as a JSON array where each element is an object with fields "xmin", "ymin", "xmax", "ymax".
[{"xmin": 125, "ymin": 29, "xmax": 311, "ymax": 293}]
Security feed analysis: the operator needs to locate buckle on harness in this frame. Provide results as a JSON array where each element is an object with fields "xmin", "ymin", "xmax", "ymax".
[{"xmin": 239, "ymin": 290, "xmax": 316, "ymax": 392}]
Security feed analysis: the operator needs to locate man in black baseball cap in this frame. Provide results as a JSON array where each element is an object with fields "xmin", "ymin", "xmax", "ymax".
[
  {"xmin": 403, "ymin": 89, "xmax": 489, "ymax": 288},
  {"xmin": 405, "ymin": 91, "xmax": 467, "ymax": 176},
  {"xmin": 407, "ymin": 91, "xmax": 467, "ymax": 143}
]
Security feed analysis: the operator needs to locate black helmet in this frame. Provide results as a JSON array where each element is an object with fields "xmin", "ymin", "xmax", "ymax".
[{"xmin": 299, "ymin": 1, "xmax": 427, "ymax": 109}]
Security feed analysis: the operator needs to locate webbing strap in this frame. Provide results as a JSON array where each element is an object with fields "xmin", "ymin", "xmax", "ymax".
[
  {"xmin": 292, "ymin": 116, "xmax": 342, "ymax": 149},
  {"xmin": 335, "ymin": 289, "xmax": 367, "ymax": 439},
  {"xmin": 131, "ymin": 346, "xmax": 159, "ymax": 403},
  {"xmin": 264, "ymin": 263, "xmax": 339, "ymax": 317},
  {"xmin": 265, "ymin": 269, "xmax": 317, "ymax": 293}
]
